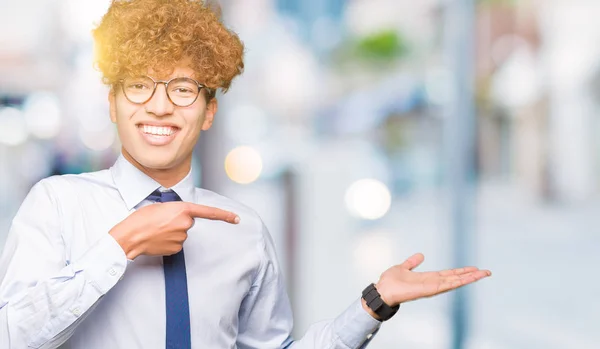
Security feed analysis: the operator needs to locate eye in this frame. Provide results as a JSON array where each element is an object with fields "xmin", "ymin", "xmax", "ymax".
[
  {"xmin": 130, "ymin": 84, "xmax": 149, "ymax": 90},
  {"xmin": 174, "ymin": 87, "xmax": 193, "ymax": 93}
]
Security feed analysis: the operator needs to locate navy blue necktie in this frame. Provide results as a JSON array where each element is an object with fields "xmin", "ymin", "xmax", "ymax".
[{"xmin": 147, "ymin": 189, "xmax": 191, "ymax": 349}]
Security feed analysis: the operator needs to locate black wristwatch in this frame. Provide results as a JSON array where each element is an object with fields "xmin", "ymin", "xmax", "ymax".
[{"xmin": 362, "ymin": 283, "xmax": 399, "ymax": 321}]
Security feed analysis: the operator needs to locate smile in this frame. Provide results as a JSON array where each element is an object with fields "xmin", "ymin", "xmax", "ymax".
[
  {"xmin": 136, "ymin": 124, "xmax": 180, "ymax": 146},
  {"xmin": 140, "ymin": 124, "xmax": 177, "ymax": 136}
]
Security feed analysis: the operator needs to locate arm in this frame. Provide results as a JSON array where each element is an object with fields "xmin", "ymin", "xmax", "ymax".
[
  {"xmin": 0, "ymin": 179, "xmax": 239, "ymax": 348},
  {"xmin": 236, "ymin": 223, "xmax": 381, "ymax": 349},
  {"xmin": 236, "ymin": 222, "xmax": 493, "ymax": 349},
  {"xmin": 0, "ymin": 180, "xmax": 127, "ymax": 349}
]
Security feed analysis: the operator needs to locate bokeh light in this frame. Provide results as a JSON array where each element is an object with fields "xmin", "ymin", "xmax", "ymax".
[
  {"xmin": 23, "ymin": 92, "xmax": 62, "ymax": 139},
  {"xmin": 224, "ymin": 146, "xmax": 263, "ymax": 184},
  {"xmin": 79, "ymin": 126, "xmax": 116, "ymax": 151},
  {"xmin": 345, "ymin": 178, "xmax": 392, "ymax": 220},
  {"xmin": 0, "ymin": 107, "xmax": 29, "ymax": 146}
]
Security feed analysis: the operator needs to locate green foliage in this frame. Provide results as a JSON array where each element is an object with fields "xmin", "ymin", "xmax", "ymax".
[{"xmin": 354, "ymin": 29, "xmax": 408, "ymax": 62}]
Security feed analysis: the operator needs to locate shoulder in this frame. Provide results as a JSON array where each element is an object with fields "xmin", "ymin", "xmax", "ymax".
[
  {"xmin": 22, "ymin": 170, "xmax": 115, "ymax": 212},
  {"xmin": 35, "ymin": 169, "xmax": 114, "ymax": 196},
  {"xmin": 42, "ymin": 169, "xmax": 113, "ymax": 189}
]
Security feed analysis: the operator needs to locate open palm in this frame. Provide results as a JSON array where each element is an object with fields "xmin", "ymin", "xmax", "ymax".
[{"xmin": 375, "ymin": 253, "xmax": 491, "ymax": 306}]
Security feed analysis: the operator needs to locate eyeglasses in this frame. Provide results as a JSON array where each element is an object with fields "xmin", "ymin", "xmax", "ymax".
[{"xmin": 120, "ymin": 76, "xmax": 215, "ymax": 107}]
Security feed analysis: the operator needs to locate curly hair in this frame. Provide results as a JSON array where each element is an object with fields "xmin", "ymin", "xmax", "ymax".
[{"xmin": 92, "ymin": 0, "xmax": 244, "ymax": 94}]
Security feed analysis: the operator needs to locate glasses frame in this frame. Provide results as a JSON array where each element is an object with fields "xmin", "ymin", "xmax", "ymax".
[{"xmin": 119, "ymin": 75, "xmax": 215, "ymax": 107}]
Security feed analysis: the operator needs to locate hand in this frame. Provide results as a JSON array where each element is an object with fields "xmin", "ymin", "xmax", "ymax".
[
  {"xmin": 110, "ymin": 202, "xmax": 240, "ymax": 259},
  {"xmin": 375, "ymin": 253, "xmax": 491, "ymax": 307}
]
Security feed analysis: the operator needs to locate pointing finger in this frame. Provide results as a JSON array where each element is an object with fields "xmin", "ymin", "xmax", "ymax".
[{"xmin": 185, "ymin": 203, "xmax": 240, "ymax": 224}]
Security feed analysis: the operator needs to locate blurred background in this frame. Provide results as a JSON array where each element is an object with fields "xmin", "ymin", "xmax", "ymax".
[{"xmin": 1, "ymin": 0, "xmax": 599, "ymax": 348}]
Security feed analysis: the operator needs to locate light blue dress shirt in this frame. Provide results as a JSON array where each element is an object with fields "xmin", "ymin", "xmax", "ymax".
[{"xmin": 0, "ymin": 155, "xmax": 381, "ymax": 348}]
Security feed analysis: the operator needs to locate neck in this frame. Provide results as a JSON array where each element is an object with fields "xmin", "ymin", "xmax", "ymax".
[{"xmin": 122, "ymin": 148, "xmax": 191, "ymax": 188}]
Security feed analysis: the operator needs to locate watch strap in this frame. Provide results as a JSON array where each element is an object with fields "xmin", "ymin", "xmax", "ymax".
[{"xmin": 362, "ymin": 283, "xmax": 399, "ymax": 321}]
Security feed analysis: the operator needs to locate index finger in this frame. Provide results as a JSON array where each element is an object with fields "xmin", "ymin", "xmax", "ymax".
[
  {"xmin": 437, "ymin": 266, "xmax": 479, "ymax": 277},
  {"xmin": 185, "ymin": 203, "xmax": 240, "ymax": 224},
  {"xmin": 439, "ymin": 270, "xmax": 492, "ymax": 293}
]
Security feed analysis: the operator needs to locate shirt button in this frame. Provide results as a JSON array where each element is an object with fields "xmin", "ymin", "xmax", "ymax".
[
  {"xmin": 108, "ymin": 268, "xmax": 117, "ymax": 276},
  {"xmin": 72, "ymin": 307, "xmax": 81, "ymax": 316}
]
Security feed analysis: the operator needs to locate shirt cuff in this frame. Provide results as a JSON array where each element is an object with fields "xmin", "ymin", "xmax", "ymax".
[
  {"xmin": 332, "ymin": 298, "xmax": 382, "ymax": 348},
  {"xmin": 73, "ymin": 234, "xmax": 128, "ymax": 294}
]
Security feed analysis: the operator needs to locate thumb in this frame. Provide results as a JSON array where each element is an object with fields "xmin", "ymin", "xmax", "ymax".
[{"xmin": 400, "ymin": 253, "xmax": 425, "ymax": 270}]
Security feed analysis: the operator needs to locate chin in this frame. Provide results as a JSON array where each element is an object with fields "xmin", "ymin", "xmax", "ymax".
[
  {"xmin": 123, "ymin": 147, "xmax": 175, "ymax": 169},
  {"xmin": 137, "ymin": 156, "xmax": 179, "ymax": 170}
]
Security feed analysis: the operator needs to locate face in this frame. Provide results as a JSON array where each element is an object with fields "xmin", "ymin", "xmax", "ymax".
[{"xmin": 109, "ymin": 65, "xmax": 217, "ymax": 177}]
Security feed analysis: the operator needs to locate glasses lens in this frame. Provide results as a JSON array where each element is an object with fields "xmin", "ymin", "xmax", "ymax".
[
  {"xmin": 122, "ymin": 76, "xmax": 154, "ymax": 104},
  {"xmin": 167, "ymin": 78, "xmax": 200, "ymax": 107}
]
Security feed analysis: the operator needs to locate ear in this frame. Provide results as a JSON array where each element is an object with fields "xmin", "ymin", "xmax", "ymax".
[
  {"xmin": 201, "ymin": 98, "xmax": 218, "ymax": 131},
  {"xmin": 109, "ymin": 88, "xmax": 117, "ymax": 124}
]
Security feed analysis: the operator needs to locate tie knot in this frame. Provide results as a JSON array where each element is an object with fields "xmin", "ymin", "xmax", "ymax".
[{"xmin": 146, "ymin": 189, "xmax": 181, "ymax": 203}]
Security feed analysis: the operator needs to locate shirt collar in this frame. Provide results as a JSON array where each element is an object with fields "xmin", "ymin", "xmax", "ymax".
[{"xmin": 110, "ymin": 154, "xmax": 196, "ymax": 210}]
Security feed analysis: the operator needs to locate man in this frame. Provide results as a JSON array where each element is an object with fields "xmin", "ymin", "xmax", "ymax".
[{"xmin": 0, "ymin": 0, "xmax": 491, "ymax": 348}]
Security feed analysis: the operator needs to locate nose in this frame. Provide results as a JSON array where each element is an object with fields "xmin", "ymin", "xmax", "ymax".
[{"xmin": 145, "ymin": 83, "xmax": 175, "ymax": 116}]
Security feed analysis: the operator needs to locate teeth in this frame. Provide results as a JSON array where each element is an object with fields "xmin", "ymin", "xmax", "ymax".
[{"xmin": 141, "ymin": 125, "xmax": 175, "ymax": 136}]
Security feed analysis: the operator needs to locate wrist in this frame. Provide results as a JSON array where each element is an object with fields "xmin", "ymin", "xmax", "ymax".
[
  {"xmin": 374, "ymin": 281, "xmax": 396, "ymax": 307},
  {"xmin": 361, "ymin": 283, "xmax": 400, "ymax": 322},
  {"xmin": 109, "ymin": 224, "xmax": 142, "ymax": 260}
]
